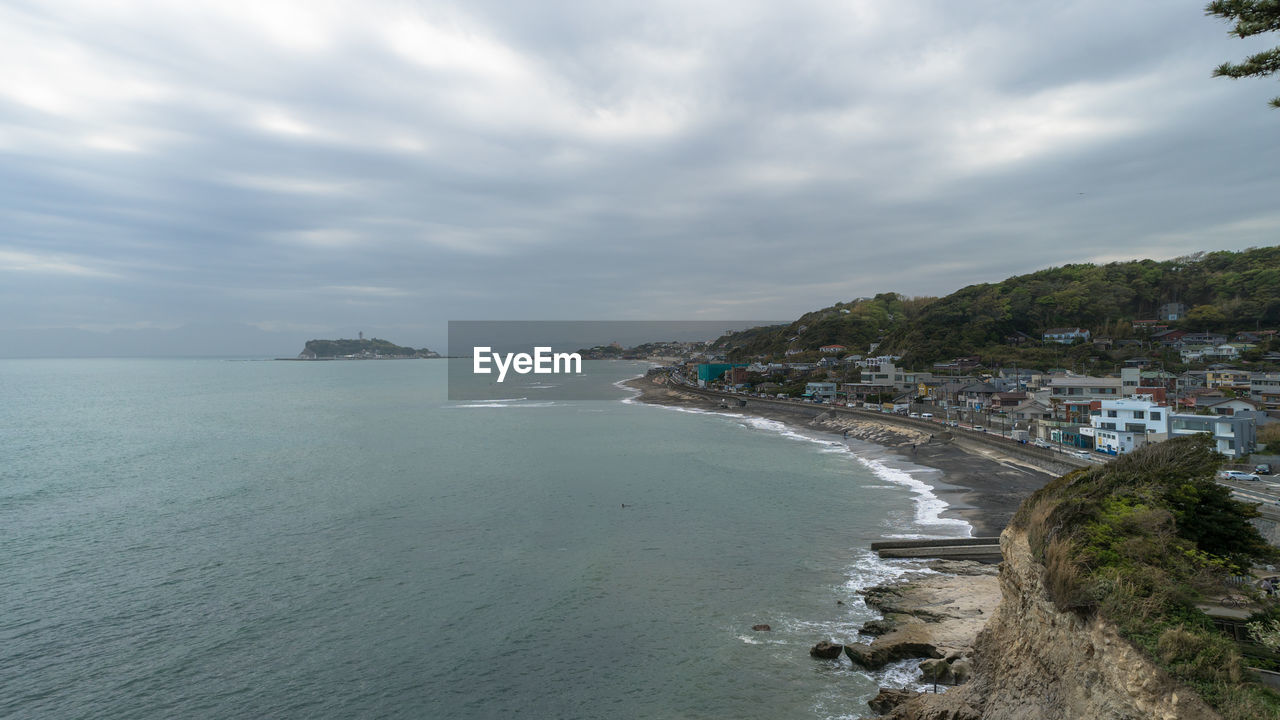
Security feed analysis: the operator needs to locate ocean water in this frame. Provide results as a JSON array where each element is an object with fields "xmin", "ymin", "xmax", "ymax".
[{"xmin": 0, "ymin": 359, "xmax": 969, "ymax": 720}]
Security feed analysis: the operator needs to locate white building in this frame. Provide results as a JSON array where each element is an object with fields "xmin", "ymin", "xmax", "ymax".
[
  {"xmin": 1081, "ymin": 398, "xmax": 1170, "ymax": 455},
  {"xmin": 858, "ymin": 361, "xmax": 931, "ymax": 392},
  {"xmin": 1042, "ymin": 327, "xmax": 1091, "ymax": 344},
  {"xmin": 804, "ymin": 382, "xmax": 838, "ymax": 401}
]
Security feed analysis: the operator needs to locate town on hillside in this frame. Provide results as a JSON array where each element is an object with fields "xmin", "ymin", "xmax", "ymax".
[{"xmin": 630, "ymin": 322, "xmax": 1280, "ymax": 468}]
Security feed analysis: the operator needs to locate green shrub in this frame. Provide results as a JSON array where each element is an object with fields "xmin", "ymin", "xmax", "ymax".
[{"xmin": 1015, "ymin": 435, "xmax": 1280, "ymax": 717}]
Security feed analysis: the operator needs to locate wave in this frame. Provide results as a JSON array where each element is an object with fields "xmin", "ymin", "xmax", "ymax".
[
  {"xmin": 850, "ymin": 454, "xmax": 971, "ymax": 537},
  {"xmin": 614, "ymin": 373, "xmax": 645, "ymax": 404},
  {"xmin": 725, "ymin": 415, "xmax": 973, "ymax": 539},
  {"xmin": 633, "ymin": 398, "xmax": 972, "ymax": 538},
  {"xmin": 448, "ymin": 400, "xmax": 557, "ymax": 408}
]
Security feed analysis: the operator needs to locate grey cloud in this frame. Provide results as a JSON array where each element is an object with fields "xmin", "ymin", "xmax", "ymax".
[{"xmin": 0, "ymin": 0, "xmax": 1277, "ymax": 357}]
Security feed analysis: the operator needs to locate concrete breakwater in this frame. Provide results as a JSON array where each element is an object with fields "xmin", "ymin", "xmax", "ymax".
[{"xmin": 871, "ymin": 537, "xmax": 1003, "ymax": 563}]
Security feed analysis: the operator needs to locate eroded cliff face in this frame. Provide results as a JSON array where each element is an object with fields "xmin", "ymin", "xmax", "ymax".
[{"xmin": 885, "ymin": 530, "xmax": 1220, "ymax": 720}]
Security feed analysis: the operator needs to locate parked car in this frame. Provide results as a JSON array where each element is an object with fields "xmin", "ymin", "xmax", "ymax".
[
  {"xmin": 1256, "ymin": 464, "xmax": 1273, "ymax": 475},
  {"xmin": 1032, "ymin": 439, "xmax": 1053, "ymax": 449},
  {"xmin": 908, "ymin": 412, "xmax": 920, "ymax": 418},
  {"xmin": 1219, "ymin": 470, "xmax": 1262, "ymax": 482},
  {"xmin": 921, "ymin": 413, "xmax": 934, "ymax": 419},
  {"xmin": 972, "ymin": 425, "xmax": 985, "ymax": 432}
]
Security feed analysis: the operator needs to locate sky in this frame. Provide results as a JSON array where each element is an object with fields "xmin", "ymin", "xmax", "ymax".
[{"xmin": 2, "ymin": 0, "xmax": 1278, "ymax": 356}]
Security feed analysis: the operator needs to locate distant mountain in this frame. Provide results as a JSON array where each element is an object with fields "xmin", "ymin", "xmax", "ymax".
[{"xmin": 714, "ymin": 247, "xmax": 1280, "ymax": 367}]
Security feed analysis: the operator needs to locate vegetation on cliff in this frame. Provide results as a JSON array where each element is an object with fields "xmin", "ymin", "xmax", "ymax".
[
  {"xmin": 1013, "ymin": 435, "xmax": 1280, "ymax": 718},
  {"xmin": 715, "ymin": 247, "xmax": 1280, "ymax": 368}
]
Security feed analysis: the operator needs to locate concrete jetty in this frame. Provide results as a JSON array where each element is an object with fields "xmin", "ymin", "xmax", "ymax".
[{"xmin": 871, "ymin": 537, "xmax": 1003, "ymax": 563}]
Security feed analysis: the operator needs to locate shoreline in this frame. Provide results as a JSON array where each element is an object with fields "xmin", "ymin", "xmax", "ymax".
[{"xmin": 622, "ymin": 373, "xmax": 1058, "ymax": 538}]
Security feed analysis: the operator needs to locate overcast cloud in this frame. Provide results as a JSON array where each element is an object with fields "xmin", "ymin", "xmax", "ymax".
[{"xmin": 1, "ymin": 0, "xmax": 1278, "ymax": 355}]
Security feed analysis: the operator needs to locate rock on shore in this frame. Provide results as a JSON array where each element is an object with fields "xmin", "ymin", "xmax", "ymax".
[{"xmin": 849, "ymin": 559, "xmax": 1000, "ymax": 674}]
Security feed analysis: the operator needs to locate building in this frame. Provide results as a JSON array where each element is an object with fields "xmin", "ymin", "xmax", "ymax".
[
  {"xmin": 1121, "ymin": 367, "xmax": 1142, "ymax": 396},
  {"xmin": 1252, "ymin": 373, "xmax": 1280, "ymax": 411},
  {"xmin": 1081, "ymin": 398, "xmax": 1169, "ymax": 455},
  {"xmin": 1157, "ymin": 302, "xmax": 1186, "ymax": 321},
  {"xmin": 696, "ymin": 363, "xmax": 748, "ymax": 386},
  {"xmin": 842, "ymin": 382, "xmax": 896, "ymax": 404},
  {"xmin": 958, "ymin": 382, "xmax": 999, "ymax": 410},
  {"xmin": 1168, "ymin": 413, "xmax": 1258, "ymax": 458},
  {"xmin": 1047, "ymin": 375, "xmax": 1122, "ymax": 401},
  {"xmin": 819, "ymin": 344, "xmax": 846, "ymax": 354},
  {"xmin": 1042, "ymin": 327, "xmax": 1091, "ymax": 344},
  {"xmin": 1009, "ymin": 398, "xmax": 1052, "ymax": 422},
  {"xmin": 859, "ymin": 362, "xmax": 932, "ymax": 392},
  {"xmin": 1205, "ymin": 368, "xmax": 1252, "ymax": 390},
  {"xmin": 1202, "ymin": 398, "xmax": 1262, "ymax": 416},
  {"xmin": 804, "ymin": 382, "xmax": 838, "ymax": 401},
  {"xmin": 1182, "ymin": 332, "xmax": 1228, "ymax": 346},
  {"xmin": 991, "ymin": 391, "xmax": 1029, "ymax": 410}
]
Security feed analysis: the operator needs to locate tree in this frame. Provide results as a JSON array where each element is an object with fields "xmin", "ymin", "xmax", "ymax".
[{"xmin": 1206, "ymin": 1, "xmax": 1280, "ymax": 108}]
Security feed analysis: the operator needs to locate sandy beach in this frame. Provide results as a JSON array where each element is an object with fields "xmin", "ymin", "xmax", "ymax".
[{"xmin": 624, "ymin": 373, "xmax": 1058, "ymax": 537}]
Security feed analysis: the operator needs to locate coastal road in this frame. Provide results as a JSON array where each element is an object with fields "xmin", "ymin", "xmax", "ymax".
[{"xmin": 1221, "ymin": 478, "xmax": 1280, "ymax": 522}]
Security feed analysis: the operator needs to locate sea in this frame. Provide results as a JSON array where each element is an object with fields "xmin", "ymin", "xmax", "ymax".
[{"xmin": 0, "ymin": 359, "xmax": 971, "ymax": 720}]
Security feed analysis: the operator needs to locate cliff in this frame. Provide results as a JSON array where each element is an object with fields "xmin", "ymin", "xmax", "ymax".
[
  {"xmin": 883, "ymin": 529, "xmax": 1220, "ymax": 720},
  {"xmin": 878, "ymin": 436, "xmax": 1280, "ymax": 720}
]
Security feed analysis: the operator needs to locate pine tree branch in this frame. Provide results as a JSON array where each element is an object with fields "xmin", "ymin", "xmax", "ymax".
[{"xmin": 1212, "ymin": 47, "xmax": 1280, "ymax": 77}]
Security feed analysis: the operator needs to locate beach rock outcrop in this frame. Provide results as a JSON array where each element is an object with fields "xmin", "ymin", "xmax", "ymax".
[
  {"xmin": 845, "ymin": 641, "xmax": 943, "ymax": 670},
  {"xmin": 917, "ymin": 658, "xmax": 954, "ymax": 684},
  {"xmin": 868, "ymin": 688, "xmax": 920, "ymax": 715},
  {"xmin": 809, "ymin": 641, "xmax": 844, "ymax": 659},
  {"xmin": 850, "ymin": 563, "xmax": 999, "ymax": 671},
  {"xmin": 860, "ymin": 618, "xmax": 897, "ymax": 636}
]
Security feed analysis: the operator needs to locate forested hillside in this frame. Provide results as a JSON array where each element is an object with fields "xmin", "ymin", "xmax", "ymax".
[{"xmin": 715, "ymin": 247, "xmax": 1280, "ymax": 367}]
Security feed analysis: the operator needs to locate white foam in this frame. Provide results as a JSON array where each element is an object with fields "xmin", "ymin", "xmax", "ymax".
[
  {"xmin": 881, "ymin": 657, "xmax": 956, "ymax": 694},
  {"xmin": 728, "ymin": 415, "xmax": 972, "ymax": 539},
  {"xmin": 449, "ymin": 401, "xmax": 557, "ymax": 408},
  {"xmin": 850, "ymin": 454, "xmax": 972, "ymax": 537},
  {"xmin": 637, "ymin": 398, "xmax": 973, "ymax": 539},
  {"xmin": 614, "ymin": 373, "xmax": 645, "ymax": 404}
]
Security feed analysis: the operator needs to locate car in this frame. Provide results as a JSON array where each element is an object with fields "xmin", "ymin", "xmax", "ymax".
[
  {"xmin": 947, "ymin": 420, "xmax": 959, "ymax": 427},
  {"xmin": 1256, "ymin": 464, "xmax": 1272, "ymax": 475},
  {"xmin": 972, "ymin": 425, "xmax": 985, "ymax": 432},
  {"xmin": 908, "ymin": 412, "xmax": 920, "ymax": 418},
  {"xmin": 920, "ymin": 413, "xmax": 934, "ymax": 419},
  {"xmin": 1219, "ymin": 470, "xmax": 1261, "ymax": 482},
  {"xmin": 1032, "ymin": 439, "xmax": 1053, "ymax": 449}
]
